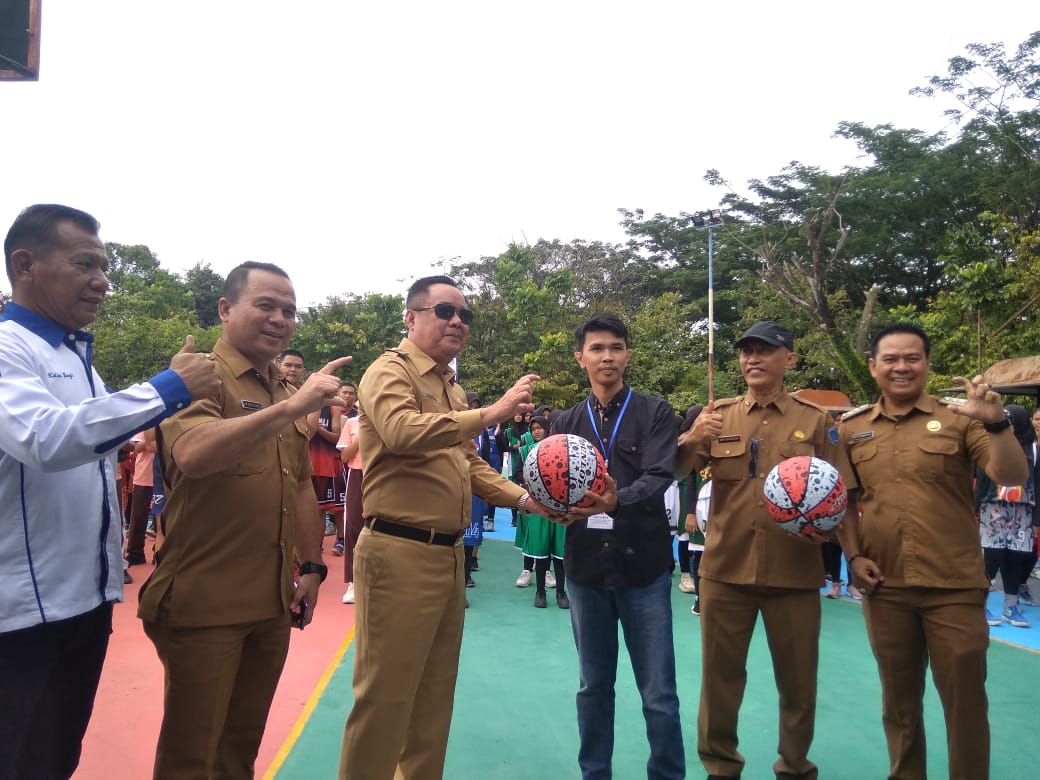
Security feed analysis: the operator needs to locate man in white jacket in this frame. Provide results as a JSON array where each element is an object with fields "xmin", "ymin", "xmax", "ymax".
[{"xmin": 0, "ymin": 204, "xmax": 218, "ymax": 779}]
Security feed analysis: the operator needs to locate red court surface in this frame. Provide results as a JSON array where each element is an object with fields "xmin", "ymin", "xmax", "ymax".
[{"xmin": 75, "ymin": 547, "xmax": 355, "ymax": 779}]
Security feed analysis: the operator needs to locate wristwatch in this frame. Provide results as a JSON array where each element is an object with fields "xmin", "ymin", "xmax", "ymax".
[
  {"xmin": 298, "ymin": 561, "xmax": 328, "ymax": 582},
  {"xmin": 983, "ymin": 409, "xmax": 1013, "ymax": 434},
  {"xmin": 517, "ymin": 492, "xmax": 530, "ymax": 511}
]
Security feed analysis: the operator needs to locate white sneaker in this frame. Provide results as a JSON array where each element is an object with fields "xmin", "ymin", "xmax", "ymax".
[
  {"xmin": 515, "ymin": 569, "xmax": 533, "ymax": 588},
  {"xmin": 342, "ymin": 582, "xmax": 355, "ymax": 604},
  {"xmin": 679, "ymin": 573, "xmax": 696, "ymax": 594},
  {"xmin": 545, "ymin": 570, "xmax": 557, "ymax": 589}
]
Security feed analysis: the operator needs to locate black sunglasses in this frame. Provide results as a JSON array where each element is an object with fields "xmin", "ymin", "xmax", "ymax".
[{"xmin": 412, "ymin": 303, "xmax": 474, "ymax": 325}]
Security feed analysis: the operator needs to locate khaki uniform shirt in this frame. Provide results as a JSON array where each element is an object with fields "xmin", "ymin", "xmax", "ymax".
[
  {"xmin": 138, "ymin": 339, "xmax": 311, "ymax": 626},
  {"xmin": 687, "ymin": 391, "xmax": 849, "ymax": 589},
  {"xmin": 838, "ymin": 395, "xmax": 991, "ymax": 589},
  {"xmin": 359, "ymin": 338, "xmax": 525, "ymax": 533}
]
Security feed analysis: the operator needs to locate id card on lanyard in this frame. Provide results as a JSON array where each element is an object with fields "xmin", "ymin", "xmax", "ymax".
[{"xmin": 583, "ymin": 390, "xmax": 632, "ymax": 531}]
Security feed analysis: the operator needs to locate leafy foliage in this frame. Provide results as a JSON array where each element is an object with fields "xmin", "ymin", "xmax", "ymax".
[{"xmin": 29, "ymin": 32, "xmax": 1039, "ymax": 413}]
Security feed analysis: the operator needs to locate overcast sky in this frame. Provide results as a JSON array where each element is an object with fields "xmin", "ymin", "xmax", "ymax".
[{"xmin": 1, "ymin": 2, "xmax": 1034, "ymax": 307}]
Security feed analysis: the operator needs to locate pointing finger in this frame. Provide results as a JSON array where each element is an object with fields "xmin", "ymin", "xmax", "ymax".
[{"xmin": 318, "ymin": 356, "xmax": 353, "ymax": 375}]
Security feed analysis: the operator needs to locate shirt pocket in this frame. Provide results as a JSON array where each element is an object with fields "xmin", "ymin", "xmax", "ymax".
[
  {"xmin": 611, "ymin": 436, "xmax": 642, "ymax": 471},
  {"xmin": 917, "ymin": 434, "xmax": 961, "ymax": 480},
  {"xmin": 219, "ymin": 399, "xmax": 269, "ymax": 475},
  {"xmin": 710, "ymin": 438, "xmax": 747, "ymax": 482},
  {"xmin": 226, "ymin": 449, "xmax": 267, "ymax": 476},
  {"xmin": 849, "ymin": 439, "xmax": 880, "ymax": 485}
]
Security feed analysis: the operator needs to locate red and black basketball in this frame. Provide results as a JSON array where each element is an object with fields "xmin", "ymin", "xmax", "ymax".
[
  {"xmin": 522, "ymin": 434, "xmax": 608, "ymax": 512},
  {"xmin": 763, "ymin": 456, "xmax": 847, "ymax": 537}
]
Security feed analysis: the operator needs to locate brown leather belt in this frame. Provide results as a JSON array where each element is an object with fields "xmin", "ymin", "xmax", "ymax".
[{"xmin": 364, "ymin": 517, "xmax": 463, "ymax": 547}]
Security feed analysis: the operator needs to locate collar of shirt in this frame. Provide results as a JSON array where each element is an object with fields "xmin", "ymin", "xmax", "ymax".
[
  {"xmin": 213, "ymin": 338, "xmax": 282, "ymax": 386},
  {"xmin": 591, "ymin": 385, "xmax": 630, "ymax": 417},
  {"xmin": 873, "ymin": 393, "xmax": 938, "ymax": 421},
  {"xmin": 0, "ymin": 301, "xmax": 93, "ymax": 347},
  {"xmin": 399, "ymin": 337, "xmax": 457, "ymax": 384},
  {"xmin": 739, "ymin": 390, "xmax": 792, "ymax": 414}
]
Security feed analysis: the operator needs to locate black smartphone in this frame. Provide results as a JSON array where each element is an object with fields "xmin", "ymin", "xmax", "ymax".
[{"xmin": 292, "ymin": 597, "xmax": 309, "ymax": 630}]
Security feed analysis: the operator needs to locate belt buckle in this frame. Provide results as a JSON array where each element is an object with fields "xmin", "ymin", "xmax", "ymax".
[
  {"xmin": 453, "ymin": 534, "xmax": 463, "ymax": 547},
  {"xmin": 427, "ymin": 527, "xmax": 436, "ymax": 545}
]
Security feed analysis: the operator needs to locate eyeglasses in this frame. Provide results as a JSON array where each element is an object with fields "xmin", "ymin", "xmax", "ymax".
[
  {"xmin": 748, "ymin": 438, "xmax": 761, "ymax": 479},
  {"xmin": 411, "ymin": 303, "xmax": 474, "ymax": 326}
]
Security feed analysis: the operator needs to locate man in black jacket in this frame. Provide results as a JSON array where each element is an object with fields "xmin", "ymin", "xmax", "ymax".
[{"xmin": 551, "ymin": 312, "xmax": 684, "ymax": 780}]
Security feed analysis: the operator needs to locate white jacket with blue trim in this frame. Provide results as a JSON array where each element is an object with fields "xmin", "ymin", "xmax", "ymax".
[{"xmin": 0, "ymin": 303, "xmax": 190, "ymax": 633}]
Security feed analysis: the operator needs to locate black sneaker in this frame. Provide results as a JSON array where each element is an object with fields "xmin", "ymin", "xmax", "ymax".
[
  {"xmin": 556, "ymin": 591, "xmax": 570, "ymax": 609},
  {"xmin": 470, "ymin": 560, "xmax": 480, "ymax": 572},
  {"xmin": 123, "ymin": 570, "xmax": 133, "ymax": 584},
  {"xmin": 534, "ymin": 591, "xmax": 548, "ymax": 608},
  {"xmin": 465, "ymin": 576, "xmax": 476, "ymax": 588},
  {"xmin": 691, "ymin": 599, "xmax": 701, "ymax": 616}
]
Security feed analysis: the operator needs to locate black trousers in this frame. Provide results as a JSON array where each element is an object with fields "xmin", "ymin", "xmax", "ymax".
[{"xmin": 0, "ymin": 602, "xmax": 113, "ymax": 780}]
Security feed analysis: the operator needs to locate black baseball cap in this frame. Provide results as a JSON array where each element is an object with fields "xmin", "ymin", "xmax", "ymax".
[{"xmin": 735, "ymin": 321, "xmax": 795, "ymax": 351}]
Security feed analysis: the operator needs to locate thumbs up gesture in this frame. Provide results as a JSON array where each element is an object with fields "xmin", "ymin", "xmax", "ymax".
[{"xmin": 169, "ymin": 335, "xmax": 221, "ymax": 400}]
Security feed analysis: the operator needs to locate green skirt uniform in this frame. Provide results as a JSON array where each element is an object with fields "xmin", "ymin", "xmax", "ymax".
[{"xmin": 519, "ymin": 511, "xmax": 565, "ymax": 559}]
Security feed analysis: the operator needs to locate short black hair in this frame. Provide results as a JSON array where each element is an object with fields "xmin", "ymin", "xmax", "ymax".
[
  {"xmin": 278, "ymin": 349, "xmax": 304, "ymax": 362},
  {"xmin": 223, "ymin": 261, "xmax": 290, "ymax": 302},
  {"xmin": 869, "ymin": 322, "xmax": 931, "ymax": 359},
  {"xmin": 339, "ymin": 380, "xmax": 356, "ymax": 390},
  {"xmin": 575, "ymin": 312, "xmax": 629, "ymax": 351},
  {"xmin": 406, "ymin": 275, "xmax": 457, "ymax": 309},
  {"xmin": 4, "ymin": 204, "xmax": 101, "ymax": 284}
]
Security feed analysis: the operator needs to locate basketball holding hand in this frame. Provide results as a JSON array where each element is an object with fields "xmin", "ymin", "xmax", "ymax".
[{"xmin": 522, "ymin": 434, "xmax": 617, "ymax": 524}]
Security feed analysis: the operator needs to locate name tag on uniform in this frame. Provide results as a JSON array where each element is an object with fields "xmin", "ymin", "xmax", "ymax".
[
  {"xmin": 586, "ymin": 513, "xmax": 614, "ymax": 531},
  {"xmin": 241, "ymin": 400, "xmax": 262, "ymax": 411}
]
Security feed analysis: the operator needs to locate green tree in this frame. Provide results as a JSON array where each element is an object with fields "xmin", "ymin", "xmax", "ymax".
[
  {"xmin": 92, "ymin": 243, "xmax": 211, "ymax": 387},
  {"xmin": 290, "ymin": 293, "xmax": 405, "ymax": 384},
  {"xmin": 183, "ymin": 262, "xmax": 225, "ymax": 327}
]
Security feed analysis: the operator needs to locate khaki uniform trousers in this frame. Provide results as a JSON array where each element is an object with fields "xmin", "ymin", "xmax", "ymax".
[
  {"xmin": 340, "ymin": 527, "xmax": 466, "ymax": 780},
  {"xmin": 698, "ymin": 578, "xmax": 821, "ymax": 780},
  {"xmin": 143, "ymin": 613, "xmax": 291, "ymax": 780},
  {"xmin": 861, "ymin": 587, "xmax": 989, "ymax": 780}
]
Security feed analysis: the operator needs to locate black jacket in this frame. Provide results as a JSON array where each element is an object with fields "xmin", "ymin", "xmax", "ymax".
[{"xmin": 551, "ymin": 386, "xmax": 678, "ymax": 587}]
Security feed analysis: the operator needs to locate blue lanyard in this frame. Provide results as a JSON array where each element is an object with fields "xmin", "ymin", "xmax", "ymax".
[{"xmin": 585, "ymin": 389, "xmax": 632, "ymax": 467}]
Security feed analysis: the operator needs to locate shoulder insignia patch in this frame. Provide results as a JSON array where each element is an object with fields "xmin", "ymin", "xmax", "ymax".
[
  {"xmin": 713, "ymin": 397, "xmax": 741, "ymax": 408},
  {"xmin": 790, "ymin": 394, "xmax": 824, "ymax": 411},
  {"xmin": 840, "ymin": 404, "xmax": 872, "ymax": 422}
]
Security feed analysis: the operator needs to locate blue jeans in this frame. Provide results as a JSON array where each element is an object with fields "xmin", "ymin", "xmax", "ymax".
[{"xmin": 568, "ymin": 572, "xmax": 685, "ymax": 780}]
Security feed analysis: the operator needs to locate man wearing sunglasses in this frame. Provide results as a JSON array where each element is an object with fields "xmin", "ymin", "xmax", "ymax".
[
  {"xmin": 339, "ymin": 275, "xmax": 556, "ymax": 780},
  {"xmin": 676, "ymin": 321, "xmax": 850, "ymax": 780}
]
